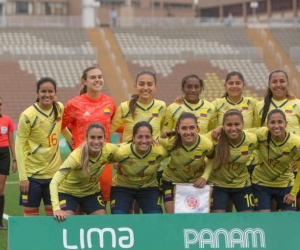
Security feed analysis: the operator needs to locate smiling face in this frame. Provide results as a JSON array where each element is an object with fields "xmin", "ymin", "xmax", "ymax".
[
  {"xmin": 223, "ymin": 114, "xmax": 244, "ymax": 144},
  {"xmin": 182, "ymin": 77, "xmax": 202, "ymax": 104},
  {"xmin": 133, "ymin": 126, "xmax": 153, "ymax": 154},
  {"xmin": 83, "ymin": 68, "xmax": 104, "ymax": 93},
  {"xmin": 134, "ymin": 74, "xmax": 157, "ymax": 102},
  {"xmin": 37, "ymin": 81, "xmax": 56, "ymax": 110},
  {"xmin": 176, "ymin": 118, "xmax": 198, "ymax": 146},
  {"xmin": 268, "ymin": 72, "xmax": 288, "ymax": 101},
  {"xmin": 87, "ymin": 127, "xmax": 105, "ymax": 157},
  {"xmin": 267, "ymin": 112, "xmax": 287, "ymax": 142},
  {"xmin": 224, "ymin": 75, "xmax": 245, "ymax": 100}
]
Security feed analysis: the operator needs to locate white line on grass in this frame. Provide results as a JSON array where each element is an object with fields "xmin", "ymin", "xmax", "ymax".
[
  {"xmin": 6, "ymin": 181, "xmax": 18, "ymax": 185},
  {"xmin": 3, "ymin": 213, "xmax": 9, "ymax": 220}
]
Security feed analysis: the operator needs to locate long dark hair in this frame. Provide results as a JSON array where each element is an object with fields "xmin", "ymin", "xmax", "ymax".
[
  {"xmin": 36, "ymin": 77, "xmax": 58, "ymax": 122},
  {"xmin": 214, "ymin": 109, "xmax": 244, "ymax": 169},
  {"xmin": 261, "ymin": 70, "xmax": 289, "ymax": 126},
  {"xmin": 222, "ymin": 71, "xmax": 245, "ymax": 98},
  {"xmin": 171, "ymin": 112, "xmax": 198, "ymax": 150},
  {"xmin": 81, "ymin": 122, "xmax": 106, "ymax": 174},
  {"xmin": 129, "ymin": 70, "xmax": 157, "ymax": 118}
]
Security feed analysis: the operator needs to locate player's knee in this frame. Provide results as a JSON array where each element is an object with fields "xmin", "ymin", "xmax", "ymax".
[
  {"xmin": 23, "ymin": 208, "xmax": 39, "ymax": 216},
  {"xmin": 44, "ymin": 206, "xmax": 53, "ymax": 216}
]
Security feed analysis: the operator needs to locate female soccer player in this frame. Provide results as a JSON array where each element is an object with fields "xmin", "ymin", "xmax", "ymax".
[
  {"xmin": 110, "ymin": 121, "xmax": 169, "ymax": 214},
  {"xmin": 251, "ymin": 109, "xmax": 300, "ymax": 212},
  {"xmin": 110, "ymin": 70, "xmax": 166, "ymax": 213},
  {"xmin": 16, "ymin": 77, "xmax": 72, "ymax": 216},
  {"xmin": 62, "ymin": 66, "xmax": 117, "ymax": 203},
  {"xmin": 50, "ymin": 123, "xmax": 119, "ymax": 221},
  {"xmin": 207, "ymin": 109, "xmax": 257, "ymax": 213},
  {"xmin": 162, "ymin": 74, "xmax": 216, "ymax": 136},
  {"xmin": 0, "ymin": 97, "xmax": 17, "ymax": 229},
  {"xmin": 160, "ymin": 112, "xmax": 214, "ymax": 213},
  {"xmin": 254, "ymin": 69, "xmax": 300, "ymax": 210}
]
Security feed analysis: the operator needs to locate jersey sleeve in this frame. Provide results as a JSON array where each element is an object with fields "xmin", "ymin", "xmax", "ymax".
[
  {"xmin": 110, "ymin": 105, "xmax": 124, "ymax": 134},
  {"xmin": 49, "ymin": 154, "xmax": 79, "ymax": 211},
  {"xmin": 61, "ymin": 100, "xmax": 75, "ymax": 130},
  {"xmin": 15, "ymin": 113, "xmax": 31, "ymax": 181},
  {"xmin": 289, "ymin": 147, "xmax": 300, "ymax": 196},
  {"xmin": 201, "ymin": 158, "xmax": 214, "ymax": 181},
  {"xmin": 253, "ymin": 102, "xmax": 262, "ymax": 127},
  {"xmin": 162, "ymin": 105, "xmax": 174, "ymax": 132}
]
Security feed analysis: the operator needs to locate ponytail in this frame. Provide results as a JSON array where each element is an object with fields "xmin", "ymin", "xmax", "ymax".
[
  {"xmin": 79, "ymin": 85, "xmax": 87, "ymax": 95},
  {"xmin": 214, "ymin": 129, "xmax": 231, "ymax": 168},
  {"xmin": 261, "ymin": 88, "xmax": 272, "ymax": 126},
  {"xmin": 129, "ymin": 94, "xmax": 139, "ymax": 118}
]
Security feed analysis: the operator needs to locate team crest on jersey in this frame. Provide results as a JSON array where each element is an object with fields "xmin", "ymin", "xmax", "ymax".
[
  {"xmin": 282, "ymin": 147, "xmax": 291, "ymax": 156},
  {"xmin": 104, "ymin": 108, "xmax": 110, "ymax": 115},
  {"xmin": 285, "ymin": 106, "xmax": 293, "ymax": 114},
  {"xmin": 240, "ymin": 146, "xmax": 248, "ymax": 156},
  {"xmin": 56, "ymin": 113, "xmax": 61, "ymax": 122},
  {"xmin": 200, "ymin": 109, "xmax": 207, "ymax": 118},
  {"xmin": 241, "ymin": 103, "xmax": 248, "ymax": 111},
  {"xmin": 152, "ymin": 109, "xmax": 159, "ymax": 118},
  {"xmin": 194, "ymin": 150, "xmax": 203, "ymax": 160},
  {"xmin": 148, "ymin": 157, "xmax": 156, "ymax": 165}
]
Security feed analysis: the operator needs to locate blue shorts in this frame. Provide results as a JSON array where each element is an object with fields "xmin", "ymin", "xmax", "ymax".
[
  {"xmin": 252, "ymin": 184, "xmax": 296, "ymax": 211},
  {"xmin": 0, "ymin": 147, "xmax": 10, "ymax": 175},
  {"xmin": 293, "ymin": 172, "xmax": 300, "ymax": 199},
  {"xmin": 162, "ymin": 180, "xmax": 175, "ymax": 202},
  {"xmin": 157, "ymin": 170, "xmax": 163, "ymax": 196},
  {"xmin": 19, "ymin": 177, "xmax": 52, "ymax": 207},
  {"xmin": 247, "ymin": 165, "xmax": 256, "ymax": 177},
  {"xmin": 110, "ymin": 186, "xmax": 162, "ymax": 214},
  {"xmin": 211, "ymin": 185, "xmax": 254, "ymax": 212},
  {"xmin": 58, "ymin": 192, "xmax": 106, "ymax": 214}
]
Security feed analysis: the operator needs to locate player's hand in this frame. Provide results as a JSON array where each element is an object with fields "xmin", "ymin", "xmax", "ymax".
[
  {"xmin": 283, "ymin": 193, "xmax": 296, "ymax": 204},
  {"xmin": 193, "ymin": 177, "xmax": 207, "ymax": 188},
  {"xmin": 211, "ymin": 127, "xmax": 222, "ymax": 141},
  {"xmin": 114, "ymin": 163, "xmax": 123, "ymax": 175},
  {"xmin": 161, "ymin": 130, "xmax": 173, "ymax": 138},
  {"xmin": 174, "ymin": 95, "xmax": 184, "ymax": 104},
  {"xmin": 20, "ymin": 179, "xmax": 30, "ymax": 194},
  {"xmin": 12, "ymin": 161, "xmax": 17, "ymax": 174},
  {"xmin": 69, "ymin": 137, "xmax": 75, "ymax": 147},
  {"xmin": 152, "ymin": 138, "xmax": 160, "ymax": 146},
  {"xmin": 286, "ymin": 91, "xmax": 296, "ymax": 100},
  {"xmin": 54, "ymin": 209, "xmax": 67, "ymax": 222}
]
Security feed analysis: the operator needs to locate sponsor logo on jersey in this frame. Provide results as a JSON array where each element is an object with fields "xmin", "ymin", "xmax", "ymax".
[
  {"xmin": 175, "ymin": 151, "xmax": 180, "ymax": 156},
  {"xmin": 83, "ymin": 111, "xmax": 90, "ymax": 116}
]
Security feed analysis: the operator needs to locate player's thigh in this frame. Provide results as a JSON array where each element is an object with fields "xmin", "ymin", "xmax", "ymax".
[
  {"xmin": 58, "ymin": 192, "xmax": 78, "ymax": 213},
  {"xmin": 41, "ymin": 178, "xmax": 52, "ymax": 206},
  {"xmin": 136, "ymin": 187, "xmax": 162, "ymax": 214},
  {"xmin": 231, "ymin": 186, "xmax": 254, "ymax": 212},
  {"xmin": 276, "ymin": 186, "xmax": 296, "ymax": 211},
  {"xmin": 156, "ymin": 170, "xmax": 164, "ymax": 196},
  {"xmin": 110, "ymin": 186, "xmax": 134, "ymax": 214},
  {"xmin": 19, "ymin": 177, "xmax": 44, "ymax": 207},
  {"xmin": 80, "ymin": 192, "xmax": 106, "ymax": 215},
  {"xmin": 210, "ymin": 186, "xmax": 230, "ymax": 211}
]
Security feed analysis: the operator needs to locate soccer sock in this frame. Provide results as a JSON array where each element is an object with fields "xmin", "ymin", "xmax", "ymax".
[
  {"xmin": 44, "ymin": 207, "xmax": 53, "ymax": 216},
  {"xmin": 0, "ymin": 195, "xmax": 4, "ymax": 225},
  {"xmin": 23, "ymin": 208, "xmax": 39, "ymax": 216}
]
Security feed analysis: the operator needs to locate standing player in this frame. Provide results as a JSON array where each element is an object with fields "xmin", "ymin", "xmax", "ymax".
[
  {"xmin": 62, "ymin": 66, "xmax": 117, "ymax": 204},
  {"xmin": 110, "ymin": 70, "xmax": 166, "ymax": 213},
  {"xmin": 160, "ymin": 112, "xmax": 214, "ymax": 213},
  {"xmin": 16, "ymin": 77, "xmax": 72, "ymax": 216},
  {"xmin": 162, "ymin": 74, "xmax": 216, "ymax": 136},
  {"xmin": 110, "ymin": 121, "xmax": 169, "ymax": 214},
  {"xmin": 50, "ymin": 123, "xmax": 119, "ymax": 221},
  {"xmin": 251, "ymin": 109, "xmax": 300, "ymax": 212},
  {"xmin": 0, "ymin": 97, "xmax": 17, "ymax": 229},
  {"xmin": 207, "ymin": 109, "xmax": 257, "ymax": 213},
  {"xmin": 254, "ymin": 69, "xmax": 300, "ymax": 210}
]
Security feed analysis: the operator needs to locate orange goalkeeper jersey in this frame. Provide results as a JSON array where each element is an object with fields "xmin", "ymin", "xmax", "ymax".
[{"xmin": 62, "ymin": 93, "xmax": 116, "ymax": 148}]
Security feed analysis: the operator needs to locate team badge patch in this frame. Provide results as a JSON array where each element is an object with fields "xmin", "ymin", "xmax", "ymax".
[
  {"xmin": 164, "ymin": 189, "xmax": 172, "ymax": 199},
  {"xmin": 241, "ymin": 103, "xmax": 248, "ymax": 111},
  {"xmin": 152, "ymin": 109, "xmax": 159, "ymax": 118},
  {"xmin": 240, "ymin": 146, "xmax": 248, "ymax": 156},
  {"xmin": 285, "ymin": 106, "xmax": 293, "ymax": 114},
  {"xmin": 282, "ymin": 147, "xmax": 291, "ymax": 156},
  {"xmin": 200, "ymin": 109, "xmax": 207, "ymax": 118},
  {"xmin": 194, "ymin": 150, "xmax": 203, "ymax": 160},
  {"xmin": 104, "ymin": 108, "xmax": 111, "ymax": 115},
  {"xmin": 148, "ymin": 157, "xmax": 156, "ymax": 165}
]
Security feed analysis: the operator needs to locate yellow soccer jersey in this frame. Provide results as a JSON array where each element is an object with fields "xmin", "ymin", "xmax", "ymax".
[
  {"xmin": 254, "ymin": 98, "xmax": 300, "ymax": 135},
  {"xmin": 163, "ymin": 99, "xmax": 216, "ymax": 135},
  {"xmin": 207, "ymin": 131, "xmax": 258, "ymax": 188},
  {"xmin": 161, "ymin": 134, "xmax": 214, "ymax": 183},
  {"xmin": 251, "ymin": 127, "xmax": 300, "ymax": 188},
  {"xmin": 50, "ymin": 143, "xmax": 119, "ymax": 211},
  {"xmin": 212, "ymin": 96, "xmax": 258, "ymax": 130},
  {"xmin": 16, "ymin": 102, "xmax": 64, "ymax": 181},
  {"xmin": 111, "ymin": 143, "xmax": 169, "ymax": 188},
  {"xmin": 110, "ymin": 99, "xmax": 166, "ymax": 141}
]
